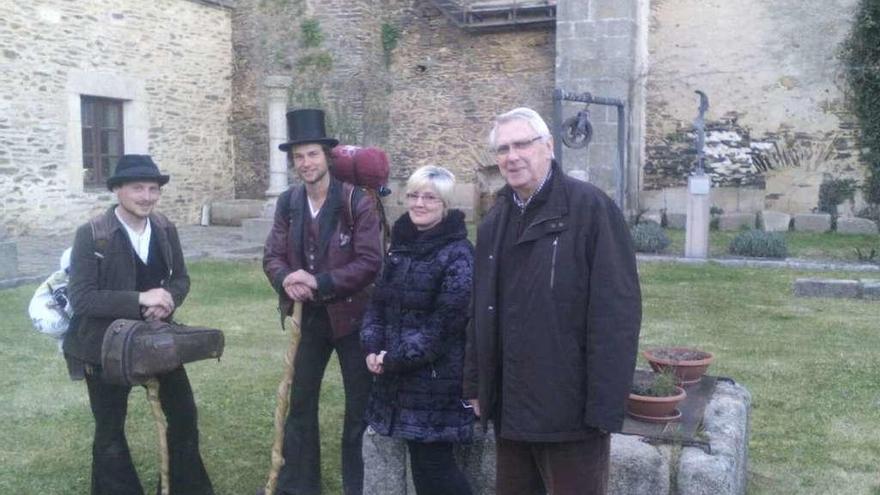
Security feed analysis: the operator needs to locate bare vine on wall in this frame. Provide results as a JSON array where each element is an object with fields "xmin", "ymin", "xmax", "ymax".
[{"xmin": 751, "ymin": 134, "xmax": 840, "ymax": 173}]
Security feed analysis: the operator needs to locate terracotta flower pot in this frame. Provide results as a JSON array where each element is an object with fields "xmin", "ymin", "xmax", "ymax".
[
  {"xmin": 627, "ymin": 385, "xmax": 687, "ymax": 423},
  {"xmin": 643, "ymin": 347, "xmax": 714, "ymax": 386}
]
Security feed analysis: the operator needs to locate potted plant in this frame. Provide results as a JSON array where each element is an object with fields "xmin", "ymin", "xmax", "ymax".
[
  {"xmin": 627, "ymin": 368, "xmax": 687, "ymax": 423},
  {"xmin": 643, "ymin": 346, "xmax": 714, "ymax": 386}
]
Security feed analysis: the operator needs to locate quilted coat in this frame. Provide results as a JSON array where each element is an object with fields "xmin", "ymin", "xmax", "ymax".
[{"xmin": 360, "ymin": 209, "xmax": 474, "ymax": 443}]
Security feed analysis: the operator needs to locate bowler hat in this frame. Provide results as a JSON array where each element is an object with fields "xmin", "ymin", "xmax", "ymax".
[
  {"xmin": 278, "ymin": 109, "xmax": 339, "ymax": 152},
  {"xmin": 106, "ymin": 155, "xmax": 170, "ymax": 191}
]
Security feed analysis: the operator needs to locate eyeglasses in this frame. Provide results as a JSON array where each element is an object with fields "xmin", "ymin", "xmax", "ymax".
[
  {"xmin": 405, "ymin": 192, "xmax": 443, "ymax": 205},
  {"xmin": 493, "ymin": 136, "xmax": 544, "ymax": 157}
]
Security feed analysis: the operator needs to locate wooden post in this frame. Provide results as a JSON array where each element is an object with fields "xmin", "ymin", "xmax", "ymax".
[
  {"xmin": 145, "ymin": 378, "xmax": 170, "ymax": 495},
  {"xmin": 264, "ymin": 301, "xmax": 304, "ymax": 495}
]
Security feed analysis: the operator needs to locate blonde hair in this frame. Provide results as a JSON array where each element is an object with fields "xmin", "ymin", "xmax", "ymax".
[{"xmin": 406, "ymin": 165, "xmax": 456, "ymax": 206}]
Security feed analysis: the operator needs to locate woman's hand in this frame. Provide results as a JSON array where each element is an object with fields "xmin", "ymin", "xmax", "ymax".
[
  {"xmin": 366, "ymin": 351, "xmax": 386, "ymax": 375},
  {"xmin": 366, "ymin": 351, "xmax": 387, "ymax": 375}
]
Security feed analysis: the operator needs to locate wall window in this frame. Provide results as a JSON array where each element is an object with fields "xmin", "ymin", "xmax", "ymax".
[{"xmin": 81, "ymin": 96, "xmax": 124, "ymax": 187}]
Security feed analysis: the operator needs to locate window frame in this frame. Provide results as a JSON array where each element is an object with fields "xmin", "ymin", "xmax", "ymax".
[{"xmin": 81, "ymin": 95, "xmax": 125, "ymax": 188}]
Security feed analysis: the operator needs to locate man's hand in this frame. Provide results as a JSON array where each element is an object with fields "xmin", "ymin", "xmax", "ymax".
[
  {"xmin": 284, "ymin": 282, "xmax": 314, "ymax": 302},
  {"xmin": 142, "ymin": 305, "xmax": 172, "ymax": 321},
  {"xmin": 283, "ymin": 270, "xmax": 318, "ymax": 301},
  {"xmin": 138, "ymin": 288, "xmax": 174, "ymax": 313},
  {"xmin": 468, "ymin": 399, "xmax": 481, "ymax": 418},
  {"xmin": 283, "ymin": 269, "xmax": 318, "ymax": 290}
]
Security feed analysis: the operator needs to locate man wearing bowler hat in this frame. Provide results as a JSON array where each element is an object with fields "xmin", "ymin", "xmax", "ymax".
[
  {"xmin": 263, "ymin": 109, "xmax": 383, "ymax": 495},
  {"xmin": 65, "ymin": 155, "xmax": 214, "ymax": 494}
]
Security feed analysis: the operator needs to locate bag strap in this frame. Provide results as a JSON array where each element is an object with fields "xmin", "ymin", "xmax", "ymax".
[{"xmin": 88, "ymin": 214, "xmax": 113, "ymax": 257}]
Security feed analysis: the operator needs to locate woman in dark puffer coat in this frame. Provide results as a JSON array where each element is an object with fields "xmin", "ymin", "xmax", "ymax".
[{"xmin": 361, "ymin": 165, "xmax": 474, "ymax": 495}]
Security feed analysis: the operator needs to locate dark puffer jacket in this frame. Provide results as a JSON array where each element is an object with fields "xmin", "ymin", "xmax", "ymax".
[{"xmin": 361, "ymin": 209, "xmax": 474, "ymax": 443}]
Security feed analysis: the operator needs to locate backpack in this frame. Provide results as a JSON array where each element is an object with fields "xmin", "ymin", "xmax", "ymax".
[
  {"xmin": 330, "ymin": 145, "xmax": 392, "ymax": 248},
  {"xmin": 28, "ymin": 217, "xmax": 111, "ymax": 346}
]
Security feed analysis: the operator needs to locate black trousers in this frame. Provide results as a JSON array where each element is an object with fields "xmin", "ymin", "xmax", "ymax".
[
  {"xmin": 406, "ymin": 441, "xmax": 473, "ymax": 495},
  {"xmin": 277, "ymin": 307, "xmax": 372, "ymax": 495},
  {"xmin": 85, "ymin": 366, "xmax": 214, "ymax": 495}
]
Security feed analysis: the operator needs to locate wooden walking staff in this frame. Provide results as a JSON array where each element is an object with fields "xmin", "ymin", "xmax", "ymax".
[
  {"xmin": 264, "ymin": 301, "xmax": 304, "ymax": 495},
  {"xmin": 145, "ymin": 378, "xmax": 171, "ymax": 495}
]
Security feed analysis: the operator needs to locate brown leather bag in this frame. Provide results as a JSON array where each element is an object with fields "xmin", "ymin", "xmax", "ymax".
[{"xmin": 101, "ymin": 319, "xmax": 224, "ymax": 386}]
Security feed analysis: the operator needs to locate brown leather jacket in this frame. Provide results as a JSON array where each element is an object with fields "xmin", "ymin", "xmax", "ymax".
[
  {"xmin": 65, "ymin": 206, "xmax": 190, "ymax": 366},
  {"xmin": 263, "ymin": 178, "xmax": 383, "ymax": 339}
]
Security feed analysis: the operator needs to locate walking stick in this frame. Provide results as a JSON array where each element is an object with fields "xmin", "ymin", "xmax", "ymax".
[
  {"xmin": 145, "ymin": 378, "xmax": 170, "ymax": 495},
  {"xmin": 264, "ymin": 301, "xmax": 303, "ymax": 495}
]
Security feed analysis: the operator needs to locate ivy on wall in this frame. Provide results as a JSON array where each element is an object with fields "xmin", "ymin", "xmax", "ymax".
[{"xmin": 842, "ymin": 0, "xmax": 880, "ymax": 205}]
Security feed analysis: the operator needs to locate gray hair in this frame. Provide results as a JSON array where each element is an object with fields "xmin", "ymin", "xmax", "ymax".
[
  {"xmin": 406, "ymin": 165, "xmax": 456, "ymax": 206},
  {"xmin": 488, "ymin": 107, "xmax": 552, "ymax": 150}
]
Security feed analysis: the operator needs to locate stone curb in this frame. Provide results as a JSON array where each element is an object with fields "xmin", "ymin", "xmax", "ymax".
[
  {"xmin": 793, "ymin": 278, "xmax": 880, "ymax": 300},
  {"xmin": 637, "ymin": 254, "xmax": 880, "ymax": 273}
]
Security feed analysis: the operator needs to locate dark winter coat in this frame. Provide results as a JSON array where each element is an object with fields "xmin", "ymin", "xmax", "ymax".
[
  {"xmin": 462, "ymin": 162, "xmax": 642, "ymax": 440},
  {"xmin": 65, "ymin": 206, "xmax": 190, "ymax": 365},
  {"xmin": 361, "ymin": 209, "xmax": 475, "ymax": 443},
  {"xmin": 263, "ymin": 177, "xmax": 383, "ymax": 338}
]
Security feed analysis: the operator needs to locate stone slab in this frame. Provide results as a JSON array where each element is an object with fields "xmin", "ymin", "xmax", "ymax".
[
  {"xmin": 793, "ymin": 278, "xmax": 861, "ymax": 299},
  {"xmin": 793, "ymin": 213, "xmax": 831, "ymax": 233},
  {"xmin": 836, "ymin": 217, "xmax": 878, "ymax": 235},
  {"xmin": 241, "ymin": 217, "xmax": 273, "ymax": 244},
  {"xmin": 363, "ymin": 423, "xmax": 496, "ymax": 495},
  {"xmin": 666, "ymin": 212, "xmax": 686, "ymax": 230},
  {"xmin": 758, "ymin": 210, "xmax": 791, "ymax": 232},
  {"xmin": 609, "ymin": 434, "xmax": 672, "ymax": 495},
  {"xmin": 642, "ymin": 212, "xmax": 663, "ymax": 225},
  {"xmin": 677, "ymin": 380, "xmax": 751, "ymax": 495},
  {"xmin": 209, "ymin": 199, "xmax": 265, "ymax": 226},
  {"xmin": 0, "ymin": 241, "xmax": 18, "ymax": 279},
  {"xmin": 860, "ymin": 279, "xmax": 880, "ymax": 300},
  {"xmin": 718, "ymin": 213, "xmax": 755, "ymax": 231}
]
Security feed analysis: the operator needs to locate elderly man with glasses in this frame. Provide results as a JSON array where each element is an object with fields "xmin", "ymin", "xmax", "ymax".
[{"xmin": 463, "ymin": 107, "xmax": 642, "ymax": 495}]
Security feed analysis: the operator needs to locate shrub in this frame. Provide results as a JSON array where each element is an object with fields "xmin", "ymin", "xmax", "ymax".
[
  {"xmin": 710, "ymin": 206, "xmax": 724, "ymax": 231},
  {"xmin": 630, "ymin": 222, "xmax": 670, "ymax": 253},
  {"xmin": 842, "ymin": 0, "xmax": 880, "ymax": 205},
  {"xmin": 729, "ymin": 229, "xmax": 788, "ymax": 258},
  {"xmin": 818, "ymin": 177, "xmax": 858, "ymax": 215},
  {"xmin": 631, "ymin": 368, "xmax": 678, "ymax": 397}
]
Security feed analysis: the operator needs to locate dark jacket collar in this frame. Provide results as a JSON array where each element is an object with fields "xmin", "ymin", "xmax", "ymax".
[
  {"xmin": 391, "ymin": 209, "xmax": 468, "ymax": 256},
  {"xmin": 495, "ymin": 161, "xmax": 569, "ymax": 219}
]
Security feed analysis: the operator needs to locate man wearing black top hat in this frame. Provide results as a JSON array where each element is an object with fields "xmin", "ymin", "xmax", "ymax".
[
  {"xmin": 263, "ymin": 109, "xmax": 383, "ymax": 495},
  {"xmin": 65, "ymin": 155, "xmax": 214, "ymax": 495}
]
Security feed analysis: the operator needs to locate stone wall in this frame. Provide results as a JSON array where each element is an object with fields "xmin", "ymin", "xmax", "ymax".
[
  {"xmin": 0, "ymin": 0, "xmax": 233, "ymax": 235},
  {"xmin": 556, "ymin": 0, "xmax": 649, "ymax": 211},
  {"xmin": 230, "ymin": 0, "xmax": 555, "ymax": 206},
  {"xmin": 643, "ymin": 0, "xmax": 865, "ymax": 215}
]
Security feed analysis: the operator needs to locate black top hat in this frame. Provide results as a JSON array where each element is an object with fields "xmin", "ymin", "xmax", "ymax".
[
  {"xmin": 106, "ymin": 155, "xmax": 170, "ymax": 191},
  {"xmin": 278, "ymin": 109, "xmax": 339, "ymax": 152}
]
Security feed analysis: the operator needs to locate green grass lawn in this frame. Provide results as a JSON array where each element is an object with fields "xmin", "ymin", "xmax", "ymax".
[
  {"xmin": 664, "ymin": 228, "xmax": 880, "ymax": 262},
  {"xmin": 2, "ymin": 260, "xmax": 879, "ymax": 494}
]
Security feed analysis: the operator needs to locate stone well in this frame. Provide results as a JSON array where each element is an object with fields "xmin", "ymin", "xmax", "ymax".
[{"xmin": 363, "ymin": 380, "xmax": 751, "ymax": 495}]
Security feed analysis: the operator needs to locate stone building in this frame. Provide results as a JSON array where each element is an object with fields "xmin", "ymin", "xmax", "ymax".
[
  {"xmin": 1, "ymin": 0, "xmax": 871, "ymax": 235},
  {"xmin": 232, "ymin": 0, "xmax": 869, "ymax": 220},
  {"xmin": 0, "ymin": 0, "xmax": 234, "ymax": 235},
  {"xmin": 640, "ymin": 0, "xmax": 866, "ymax": 217}
]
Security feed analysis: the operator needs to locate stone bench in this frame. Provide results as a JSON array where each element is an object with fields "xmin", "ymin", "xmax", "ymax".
[
  {"xmin": 208, "ymin": 199, "xmax": 266, "ymax": 226},
  {"xmin": 836, "ymin": 217, "xmax": 878, "ymax": 235},
  {"xmin": 793, "ymin": 278, "xmax": 880, "ymax": 300},
  {"xmin": 363, "ymin": 380, "xmax": 751, "ymax": 495}
]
